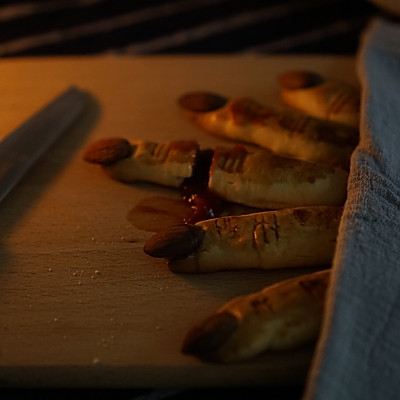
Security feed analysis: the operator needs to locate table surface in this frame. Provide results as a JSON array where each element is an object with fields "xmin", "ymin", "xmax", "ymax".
[{"xmin": 0, "ymin": 55, "xmax": 357, "ymax": 389}]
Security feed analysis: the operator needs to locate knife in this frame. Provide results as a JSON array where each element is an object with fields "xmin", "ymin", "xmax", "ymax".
[{"xmin": 0, "ymin": 86, "xmax": 88, "ymax": 203}]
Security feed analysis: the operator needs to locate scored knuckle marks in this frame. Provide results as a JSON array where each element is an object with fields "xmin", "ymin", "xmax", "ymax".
[
  {"xmin": 143, "ymin": 223, "xmax": 205, "ymax": 260},
  {"xmin": 298, "ymin": 270, "xmax": 330, "ymax": 300},
  {"xmin": 83, "ymin": 137, "xmax": 132, "ymax": 164},
  {"xmin": 279, "ymin": 70, "xmax": 324, "ymax": 90}
]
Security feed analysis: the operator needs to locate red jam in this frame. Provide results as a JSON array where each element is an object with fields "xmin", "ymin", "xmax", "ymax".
[{"xmin": 180, "ymin": 149, "xmax": 223, "ymax": 224}]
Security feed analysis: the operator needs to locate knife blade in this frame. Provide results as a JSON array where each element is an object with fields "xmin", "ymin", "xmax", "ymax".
[{"xmin": 0, "ymin": 86, "xmax": 88, "ymax": 203}]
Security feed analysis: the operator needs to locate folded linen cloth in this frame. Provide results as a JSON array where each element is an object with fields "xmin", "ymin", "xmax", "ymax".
[{"xmin": 303, "ymin": 17, "xmax": 400, "ymax": 400}]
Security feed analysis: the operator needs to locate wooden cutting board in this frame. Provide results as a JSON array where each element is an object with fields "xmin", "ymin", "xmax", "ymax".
[{"xmin": 0, "ymin": 55, "xmax": 357, "ymax": 388}]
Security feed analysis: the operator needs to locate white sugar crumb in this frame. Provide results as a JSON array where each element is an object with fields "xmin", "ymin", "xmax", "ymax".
[
  {"xmin": 92, "ymin": 357, "xmax": 100, "ymax": 365},
  {"xmin": 152, "ymin": 274, "xmax": 168, "ymax": 279},
  {"xmin": 97, "ymin": 336, "xmax": 115, "ymax": 348},
  {"xmin": 71, "ymin": 268, "xmax": 101, "ymax": 282}
]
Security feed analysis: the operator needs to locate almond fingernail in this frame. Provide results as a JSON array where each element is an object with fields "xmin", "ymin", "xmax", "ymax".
[
  {"xmin": 143, "ymin": 223, "xmax": 204, "ymax": 260},
  {"xmin": 279, "ymin": 71, "xmax": 324, "ymax": 90},
  {"xmin": 182, "ymin": 311, "xmax": 238, "ymax": 360},
  {"xmin": 83, "ymin": 137, "xmax": 132, "ymax": 164}
]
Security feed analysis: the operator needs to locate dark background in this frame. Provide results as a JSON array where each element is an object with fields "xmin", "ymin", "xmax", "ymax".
[{"xmin": 0, "ymin": 0, "xmax": 378, "ymax": 58}]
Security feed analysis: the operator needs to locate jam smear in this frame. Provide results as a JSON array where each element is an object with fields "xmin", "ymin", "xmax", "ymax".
[
  {"xmin": 127, "ymin": 148, "xmax": 259, "ymax": 232},
  {"xmin": 180, "ymin": 149, "xmax": 224, "ymax": 224},
  {"xmin": 127, "ymin": 196, "xmax": 192, "ymax": 232}
]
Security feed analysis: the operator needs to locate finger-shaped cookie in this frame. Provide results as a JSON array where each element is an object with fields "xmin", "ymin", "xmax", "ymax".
[
  {"xmin": 83, "ymin": 138, "xmax": 199, "ymax": 188},
  {"xmin": 279, "ymin": 70, "xmax": 360, "ymax": 128},
  {"xmin": 84, "ymin": 139, "xmax": 348, "ymax": 211},
  {"xmin": 178, "ymin": 92, "xmax": 358, "ymax": 169},
  {"xmin": 181, "ymin": 269, "xmax": 330, "ymax": 363},
  {"xmin": 144, "ymin": 206, "xmax": 342, "ymax": 273},
  {"xmin": 209, "ymin": 144, "xmax": 348, "ymax": 209}
]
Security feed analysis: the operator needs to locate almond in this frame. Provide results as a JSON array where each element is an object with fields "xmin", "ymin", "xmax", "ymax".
[
  {"xmin": 83, "ymin": 137, "xmax": 132, "ymax": 165},
  {"xmin": 143, "ymin": 223, "xmax": 204, "ymax": 260},
  {"xmin": 278, "ymin": 70, "xmax": 324, "ymax": 90},
  {"xmin": 182, "ymin": 311, "xmax": 238, "ymax": 361},
  {"xmin": 178, "ymin": 92, "xmax": 228, "ymax": 113}
]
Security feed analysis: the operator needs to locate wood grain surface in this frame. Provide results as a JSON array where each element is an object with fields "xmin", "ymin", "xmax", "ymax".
[{"xmin": 0, "ymin": 55, "xmax": 357, "ymax": 388}]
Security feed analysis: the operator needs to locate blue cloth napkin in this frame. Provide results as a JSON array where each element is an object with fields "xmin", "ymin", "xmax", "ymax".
[{"xmin": 303, "ymin": 17, "xmax": 400, "ymax": 400}]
